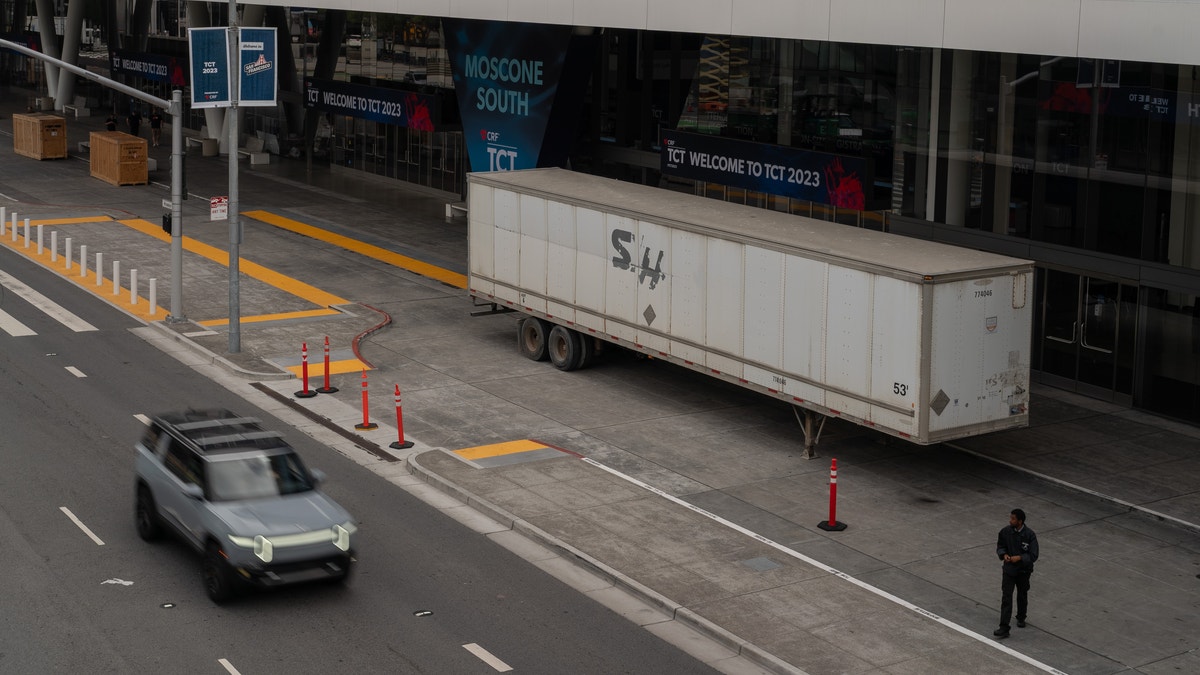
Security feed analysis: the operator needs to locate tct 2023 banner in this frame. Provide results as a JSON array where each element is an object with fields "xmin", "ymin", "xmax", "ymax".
[
  {"xmin": 661, "ymin": 130, "xmax": 873, "ymax": 209},
  {"xmin": 444, "ymin": 20, "xmax": 574, "ymax": 173}
]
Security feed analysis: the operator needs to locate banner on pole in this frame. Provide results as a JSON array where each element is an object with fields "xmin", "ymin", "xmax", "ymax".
[
  {"xmin": 188, "ymin": 28, "xmax": 231, "ymax": 108},
  {"xmin": 239, "ymin": 28, "xmax": 278, "ymax": 107}
]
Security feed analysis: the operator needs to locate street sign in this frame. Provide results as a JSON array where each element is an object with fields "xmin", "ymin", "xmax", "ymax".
[
  {"xmin": 210, "ymin": 196, "xmax": 228, "ymax": 221},
  {"xmin": 239, "ymin": 27, "xmax": 278, "ymax": 107},
  {"xmin": 162, "ymin": 199, "xmax": 171, "ymax": 209},
  {"xmin": 188, "ymin": 28, "xmax": 230, "ymax": 108}
]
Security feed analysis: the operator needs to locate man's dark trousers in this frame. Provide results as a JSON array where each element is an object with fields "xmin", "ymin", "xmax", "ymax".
[{"xmin": 1000, "ymin": 569, "xmax": 1030, "ymax": 628}]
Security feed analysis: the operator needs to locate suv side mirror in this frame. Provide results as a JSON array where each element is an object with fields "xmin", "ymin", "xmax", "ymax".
[
  {"xmin": 309, "ymin": 468, "xmax": 326, "ymax": 485},
  {"xmin": 183, "ymin": 484, "xmax": 205, "ymax": 500}
]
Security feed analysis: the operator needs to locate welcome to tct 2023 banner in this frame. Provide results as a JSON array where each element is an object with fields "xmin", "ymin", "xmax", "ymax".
[
  {"xmin": 443, "ymin": 20, "xmax": 573, "ymax": 173},
  {"xmin": 662, "ymin": 129, "xmax": 872, "ymax": 209}
]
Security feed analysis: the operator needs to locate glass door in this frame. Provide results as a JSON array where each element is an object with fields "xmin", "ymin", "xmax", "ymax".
[{"xmin": 1037, "ymin": 269, "xmax": 1135, "ymax": 404}]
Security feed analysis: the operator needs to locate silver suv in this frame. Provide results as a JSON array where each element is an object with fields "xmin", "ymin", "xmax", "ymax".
[{"xmin": 134, "ymin": 409, "xmax": 357, "ymax": 602}]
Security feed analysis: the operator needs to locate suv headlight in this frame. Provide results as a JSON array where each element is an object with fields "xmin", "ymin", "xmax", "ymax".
[
  {"xmin": 227, "ymin": 534, "xmax": 273, "ymax": 562},
  {"xmin": 334, "ymin": 522, "xmax": 356, "ymax": 552}
]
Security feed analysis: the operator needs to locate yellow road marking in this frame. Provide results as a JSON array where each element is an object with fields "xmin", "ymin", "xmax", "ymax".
[
  {"xmin": 17, "ymin": 216, "xmax": 115, "ymax": 226},
  {"xmin": 284, "ymin": 358, "xmax": 370, "ymax": 377},
  {"xmin": 118, "ymin": 218, "xmax": 351, "ymax": 309},
  {"xmin": 197, "ymin": 308, "xmax": 340, "ymax": 327},
  {"xmin": 245, "ymin": 210, "xmax": 468, "ymax": 289},
  {"xmin": 454, "ymin": 440, "xmax": 548, "ymax": 460}
]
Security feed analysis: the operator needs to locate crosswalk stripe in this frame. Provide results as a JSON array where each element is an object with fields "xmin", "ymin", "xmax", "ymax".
[
  {"xmin": 0, "ymin": 269, "xmax": 98, "ymax": 332},
  {"xmin": 0, "ymin": 307, "xmax": 36, "ymax": 336}
]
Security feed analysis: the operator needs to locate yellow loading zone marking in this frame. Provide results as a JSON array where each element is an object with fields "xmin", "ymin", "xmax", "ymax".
[
  {"xmin": 454, "ymin": 439, "xmax": 549, "ymax": 461},
  {"xmin": 244, "ymin": 210, "xmax": 468, "ymax": 289},
  {"xmin": 117, "ymin": 218, "xmax": 349, "ymax": 326},
  {"xmin": 284, "ymin": 358, "xmax": 369, "ymax": 377}
]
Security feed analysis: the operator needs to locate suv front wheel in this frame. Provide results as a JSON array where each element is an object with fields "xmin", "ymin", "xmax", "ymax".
[
  {"xmin": 203, "ymin": 542, "xmax": 238, "ymax": 603},
  {"xmin": 135, "ymin": 485, "xmax": 162, "ymax": 541}
]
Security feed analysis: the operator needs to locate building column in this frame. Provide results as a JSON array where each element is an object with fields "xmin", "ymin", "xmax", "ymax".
[
  {"xmin": 943, "ymin": 49, "xmax": 973, "ymax": 227},
  {"xmin": 992, "ymin": 53, "xmax": 1018, "ymax": 234},
  {"xmin": 34, "ymin": 0, "xmax": 59, "ymax": 100},
  {"xmin": 54, "ymin": 0, "xmax": 87, "ymax": 111},
  {"xmin": 1169, "ymin": 69, "xmax": 1200, "ymax": 268}
]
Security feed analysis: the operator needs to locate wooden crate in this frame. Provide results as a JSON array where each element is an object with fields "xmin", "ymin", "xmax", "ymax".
[
  {"xmin": 13, "ymin": 113, "xmax": 67, "ymax": 160},
  {"xmin": 89, "ymin": 131, "xmax": 148, "ymax": 186}
]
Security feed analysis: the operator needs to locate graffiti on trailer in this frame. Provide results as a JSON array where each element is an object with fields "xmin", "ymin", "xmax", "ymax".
[{"xmin": 610, "ymin": 229, "xmax": 666, "ymax": 290}]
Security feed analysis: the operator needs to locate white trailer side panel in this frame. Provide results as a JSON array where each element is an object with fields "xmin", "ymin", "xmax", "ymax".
[
  {"xmin": 492, "ymin": 188, "xmax": 521, "ymax": 306},
  {"xmin": 870, "ymin": 276, "xmax": 920, "ymax": 434},
  {"xmin": 546, "ymin": 199, "xmax": 577, "ymax": 322},
  {"xmin": 928, "ymin": 273, "xmax": 1031, "ymax": 436},
  {"xmin": 468, "ymin": 184, "xmax": 495, "ymax": 296},
  {"xmin": 670, "ymin": 229, "xmax": 707, "ymax": 365},
  {"xmin": 606, "ymin": 213, "xmax": 640, "ymax": 342},
  {"xmin": 825, "ymin": 266, "xmax": 872, "ymax": 420},
  {"xmin": 743, "ymin": 247, "xmax": 784, "ymax": 392},
  {"xmin": 635, "ymin": 220, "xmax": 672, "ymax": 354},
  {"xmin": 706, "ymin": 237, "xmax": 745, "ymax": 377},
  {"xmin": 575, "ymin": 206, "xmax": 607, "ymax": 330},
  {"xmin": 519, "ymin": 194, "xmax": 548, "ymax": 315},
  {"xmin": 781, "ymin": 255, "xmax": 828, "ymax": 406}
]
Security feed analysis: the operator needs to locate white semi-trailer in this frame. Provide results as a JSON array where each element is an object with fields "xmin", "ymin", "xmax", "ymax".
[{"xmin": 467, "ymin": 168, "xmax": 1033, "ymax": 455}]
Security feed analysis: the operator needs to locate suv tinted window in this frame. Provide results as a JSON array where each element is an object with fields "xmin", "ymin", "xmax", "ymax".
[{"xmin": 164, "ymin": 437, "xmax": 203, "ymax": 487}]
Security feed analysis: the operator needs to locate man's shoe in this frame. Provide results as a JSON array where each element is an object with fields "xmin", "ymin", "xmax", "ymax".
[
  {"xmin": 993, "ymin": 627, "xmax": 1010, "ymax": 638},
  {"xmin": 1017, "ymin": 619, "xmax": 1026, "ymax": 628}
]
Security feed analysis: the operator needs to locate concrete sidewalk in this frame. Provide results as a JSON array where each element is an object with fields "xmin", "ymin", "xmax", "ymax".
[{"xmin": 3, "ymin": 87, "xmax": 1200, "ymax": 674}]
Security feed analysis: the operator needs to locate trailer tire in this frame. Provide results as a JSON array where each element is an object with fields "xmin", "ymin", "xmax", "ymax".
[
  {"xmin": 518, "ymin": 317, "xmax": 550, "ymax": 361},
  {"xmin": 576, "ymin": 333, "xmax": 595, "ymax": 370},
  {"xmin": 548, "ymin": 325, "xmax": 584, "ymax": 371}
]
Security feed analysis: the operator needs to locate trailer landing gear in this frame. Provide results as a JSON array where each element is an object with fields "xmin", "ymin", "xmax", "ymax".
[{"xmin": 793, "ymin": 406, "xmax": 826, "ymax": 459}]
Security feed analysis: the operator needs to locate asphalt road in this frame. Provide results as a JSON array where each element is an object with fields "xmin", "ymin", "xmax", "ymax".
[{"xmin": 0, "ymin": 246, "xmax": 718, "ymax": 674}]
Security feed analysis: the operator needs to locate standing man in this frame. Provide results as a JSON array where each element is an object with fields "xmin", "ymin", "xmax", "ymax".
[
  {"xmin": 994, "ymin": 508, "xmax": 1039, "ymax": 638},
  {"xmin": 127, "ymin": 106, "xmax": 142, "ymax": 137},
  {"xmin": 149, "ymin": 109, "xmax": 163, "ymax": 147}
]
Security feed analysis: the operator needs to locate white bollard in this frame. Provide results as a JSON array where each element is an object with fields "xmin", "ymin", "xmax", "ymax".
[
  {"xmin": 95, "ymin": 253, "xmax": 104, "ymax": 286},
  {"xmin": 0, "ymin": 206, "xmax": 5, "ymax": 234},
  {"xmin": 23, "ymin": 218, "xmax": 29, "ymax": 248},
  {"xmin": 37, "ymin": 224, "xmax": 43, "ymax": 255},
  {"xmin": 65, "ymin": 237, "xmax": 72, "ymax": 271},
  {"xmin": 79, "ymin": 245, "xmax": 88, "ymax": 277},
  {"xmin": 148, "ymin": 278, "xmax": 157, "ymax": 317},
  {"xmin": 130, "ymin": 269, "xmax": 137, "ymax": 305},
  {"xmin": 9, "ymin": 213, "xmax": 16, "ymax": 242},
  {"xmin": 112, "ymin": 261, "xmax": 120, "ymax": 295},
  {"xmin": 51, "ymin": 231, "xmax": 58, "ymax": 262}
]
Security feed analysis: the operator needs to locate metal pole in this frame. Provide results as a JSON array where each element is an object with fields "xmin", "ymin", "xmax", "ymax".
[
  {"xmin": 168, "ymin": 88, "xmax": 185, "ymax": 321},
  {"xmin": 227, "ymin": 0, "xmax": 241, "ymax": 353}
]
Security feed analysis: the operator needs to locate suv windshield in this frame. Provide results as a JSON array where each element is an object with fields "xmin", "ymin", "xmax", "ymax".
[{"xmin": 207, "ymin": 451, "xmax": 314, "ymax": 501}]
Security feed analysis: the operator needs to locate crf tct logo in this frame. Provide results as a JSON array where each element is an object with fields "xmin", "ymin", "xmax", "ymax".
[{"xmin": 480, "ymin": 129, "xmax": 500, "ymax": 142}]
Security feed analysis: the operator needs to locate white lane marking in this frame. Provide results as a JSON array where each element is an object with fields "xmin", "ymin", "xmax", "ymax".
[
  {"xmin": 65, "ymin": 366, "xmax": 87, "ymax": 378},
  {"xmin": 0, "ymin": 307, "xmax": 37, "ymax": 336},
  {"xmin": 101, "ymin": 578, "xmax": 134, "ymax": 586},
  {"xmin": 59, "ymin": 506, "xmax": 105, "ymax": 546},
  {"xmin": 134, "ymin": 414, "xmax": 151, "ymax": 425},
  {"xmin": 581, "ymin": 457, "xmax": 1068, "ymax": 675},
  {"xmin": 218, "ymin": 659, "xmax": 242, "ymax": 675},
  {"xmin": 0, "ymin": 192, "xmax": 15, "ymax": 201},
  {"xmin": 0, "ymin": 269, "xmax": 98, "ymax": 332},
  {"xmin": 462, "ymin": 643, "xmax": 512, "ymax": 672}
]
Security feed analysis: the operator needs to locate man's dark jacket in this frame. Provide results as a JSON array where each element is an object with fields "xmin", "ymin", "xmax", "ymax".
[{"xmin": 996, "ymin": 524, "xmax": 1039, "ymax": 576}]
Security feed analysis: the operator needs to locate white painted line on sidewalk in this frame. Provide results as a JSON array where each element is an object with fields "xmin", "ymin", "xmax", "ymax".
[
  {"xmin": 581, "ymin": 457, "xmax": 1067, "ymax": 675},
  {"xmin": 0, "ymin": 192, "xmax": 16, "ymax": 201},
  {"xmin": 0, "ymin": 307, "xmax": 36, "ymax": 336},
  {"xmin": 462, "ymin": 643, "xmax": 512, "ymax": 672},
  {"xmin": 134, "ymin": 413, "xmax": 151, "ymax": 425},
  {"xmin": 217, "ymin": 658, "xmax": 242, "ymax": 675},
  {"xmin": 59, "ymin": 506, "xmax": 105, "ymax": 546},
  {"xmin": 948, "ymin": 442, "xmax": 1200, "ymax": 534},
  {"xmin": 0, "ymin": 269, "xmax": 98, "ymax": 332},
  {"xmin": 65, "ymin": 366, "xmax": 87, "ymax": 378}
]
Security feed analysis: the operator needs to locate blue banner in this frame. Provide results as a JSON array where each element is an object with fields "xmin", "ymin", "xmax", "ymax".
[
  {"xmin": 444, "ymin": 20, "xmax": 573, "ymax": 173},
  {"xmin": 304, "ymin": 78, "xmax": 439, "ymax": 131},
  {"xmin": 661, "ymin": 130, "xmax": 872, "ymax": 209},
  {"xmin": 109, "ymin": 49, "xmax": 187, "ymax": 85},
  {"xmin": 239, "ymin": 27, "xmax": 277, "ymax": 107},
  {"xmin": 188, "ymin": 28, "xmax": 230, "ymax": 108}
]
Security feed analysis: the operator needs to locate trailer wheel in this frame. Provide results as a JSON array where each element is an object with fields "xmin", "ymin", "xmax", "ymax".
[
  {"xmin": 548, "ymin": 325, "xmax": 584, "ymax": 371},
  {"xmin": 576, "ymin": 333, "xmax": 596, "ymax": 370},
  {"xmin": 518, "ymin": 318, "xmax": 549, "ymax": 361}
]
